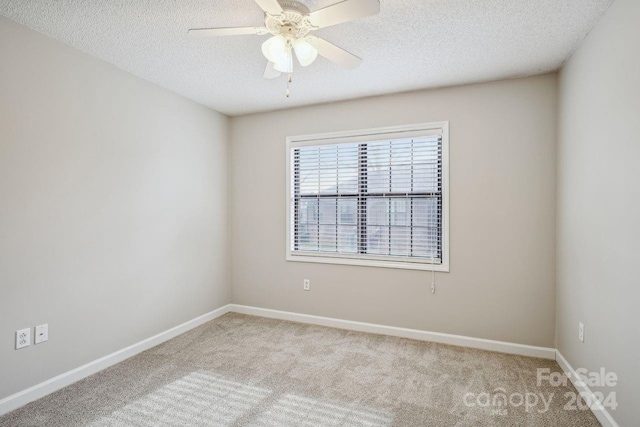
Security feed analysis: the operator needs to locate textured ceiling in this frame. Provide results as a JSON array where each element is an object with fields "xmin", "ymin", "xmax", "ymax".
[{"xmin": 0, "ymin": 0, "xmax": 613, "ymax": 116}]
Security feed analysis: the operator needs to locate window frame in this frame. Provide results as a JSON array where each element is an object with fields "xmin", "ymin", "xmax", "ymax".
[{"xmin": 286, "ymin": 122, "xmax": 450, "ymax": 272}]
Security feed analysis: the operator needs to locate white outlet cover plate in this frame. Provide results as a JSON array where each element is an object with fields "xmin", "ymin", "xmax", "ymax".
[
  {"xmin": 578, "ymin": 322, "xmax": 585, "ymax": 342},
  {"xmin": 35, "ymin": 324, "xmax": 48, "ymax": 344},
  {"xmin": 16, "ymin": 328, "xmax": 30, "ymax": 349}
]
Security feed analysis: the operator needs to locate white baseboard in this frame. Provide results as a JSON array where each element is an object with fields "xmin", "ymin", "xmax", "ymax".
[
  {"xmin": 6, "ymin": 303, "xmax": 600, "ymax": 423},
  {"xmin": 555, "ymin": 350, "xmax": 619, "ymax": 427},
  {"xmin": 230, "ymin": 304, "xmax": 556, "ymax": 360},
  {"xmin": 0, "ymin": 304, "xmax": 232, "ymax": 417}
]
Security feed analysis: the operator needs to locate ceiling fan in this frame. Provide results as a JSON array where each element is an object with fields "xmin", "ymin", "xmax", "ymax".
[{"xmin": 188, "ymin": 0, "xmax": 380, "ymax": 95}]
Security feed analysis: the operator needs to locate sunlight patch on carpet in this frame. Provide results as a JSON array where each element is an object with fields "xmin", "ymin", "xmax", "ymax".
[
  {"xmin": 248, "ymin": 393, "xmax": 394, "ymax": 427},
  {"xmin": 88, "ymin": 371, "xmax": 271, "ymax": 426}
]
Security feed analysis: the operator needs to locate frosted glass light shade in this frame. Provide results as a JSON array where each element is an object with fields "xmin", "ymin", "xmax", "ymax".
[
  {"xmin": 262, "ymin": 35, "xmax": 293, "ymax": 73},
  {"xmin": 293, "ymin": 38, "xmax": 318, "ymax": 67}
]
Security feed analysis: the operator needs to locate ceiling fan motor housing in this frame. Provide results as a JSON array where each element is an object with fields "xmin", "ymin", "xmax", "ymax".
[
  {"xmin": 278, "ymin": 1, "xmax": 310, "ymax": 15},
  {"xmin": 265, "ymin": 1, "xmax": 314, "ymax": 38}
]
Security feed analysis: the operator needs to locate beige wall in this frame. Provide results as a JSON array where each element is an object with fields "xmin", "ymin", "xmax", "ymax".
[
  {"xmin": 0, "ymin": 16, "xmax": 231, "ymax": 399},
  {"xmin": 230, "ymin": 74, "xmax": 558, "ymax": 347},
  {"xmin": 12, "ymin": 1, "xmax": 638, "ymax": 416},
  {"xmin": 557, "ymin": 0, "xmax": 640, "ymax": 424}
]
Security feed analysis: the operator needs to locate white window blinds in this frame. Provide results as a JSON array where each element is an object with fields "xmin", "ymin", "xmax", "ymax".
[{"xmin": 289, "ymin": 128, "xmax": 445, "ymax": 266}]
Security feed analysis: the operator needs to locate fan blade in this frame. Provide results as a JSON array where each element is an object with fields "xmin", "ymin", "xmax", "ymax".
[
  {"xmin": 308, "ymin": 37, "xmax": 362, "ymax": 69},
  {"xmin": 255, "ymin": 0, "xmax": 283, "ymax": 15},
  {"xmin": 263, "ymin": 61, "xmax": 282, "ymax": 79},
  {"xmin": 188, "ymin": 27, "xmax": 268, "ymax": 37},
  {"xmin": 308, "ymin": 0, "xmax": 380, "ymax": 29}
]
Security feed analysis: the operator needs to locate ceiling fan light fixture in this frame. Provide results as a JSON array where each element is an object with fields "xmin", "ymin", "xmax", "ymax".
[
  {"xmin": 293, "ymin": 38, "xmax": 318, "ymax": 67},
  {"xmin": 262, "ymin": 35, "xmax": 293, "ymax": 73}
]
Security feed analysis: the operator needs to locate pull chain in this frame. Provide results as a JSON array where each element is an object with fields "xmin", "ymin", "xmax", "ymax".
[
  {"xmin": 431, "ymin": 212, "xmax": 436, "ymax": 294},
  {"xmin": 286, "ymin": 74, "xmax": 292, "ymax": 98},
  {"xmin": 431, "ymin": 261, "xmax": 436, "ymax": 294}
]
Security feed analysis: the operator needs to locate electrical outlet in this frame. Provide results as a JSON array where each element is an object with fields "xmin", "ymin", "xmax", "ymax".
[
  {"xmin": 303, "ymin": 279, "xmax": 310, "ymax": 291},
  {"xmin": 578, "ymin": 322, "xmax": 584, "ymax": 342},
  {"xmin": 16, "ymin": 328, "xmax": 30, "ymax": 349},
  {"xmin": 35, "ymin": 324, "xmax": 48, "ymax": 344}
]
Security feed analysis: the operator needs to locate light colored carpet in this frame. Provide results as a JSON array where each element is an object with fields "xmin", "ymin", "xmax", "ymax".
[{"xmin": 0, "ymin": 313, "xmax": 599, "ymax": 426}]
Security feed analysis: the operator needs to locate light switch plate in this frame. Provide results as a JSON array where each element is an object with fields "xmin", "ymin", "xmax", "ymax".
[
  {"xmin": 16, "ymin": 328, "xmax": 30, "ymax": 349},
  {"xmin": 35, "ymin": 324, "xmax": 48, "ymax": 344}
]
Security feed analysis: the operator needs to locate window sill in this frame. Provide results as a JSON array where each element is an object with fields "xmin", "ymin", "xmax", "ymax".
[{"xmin": 286, "ymin": 253, "xmax": 450, "ymax": 272}]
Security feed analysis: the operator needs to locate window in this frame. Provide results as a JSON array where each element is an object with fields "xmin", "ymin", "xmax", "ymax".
[{"xmin": 286, "ymin": 122, "xmax": 449, "ymax": 271}]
